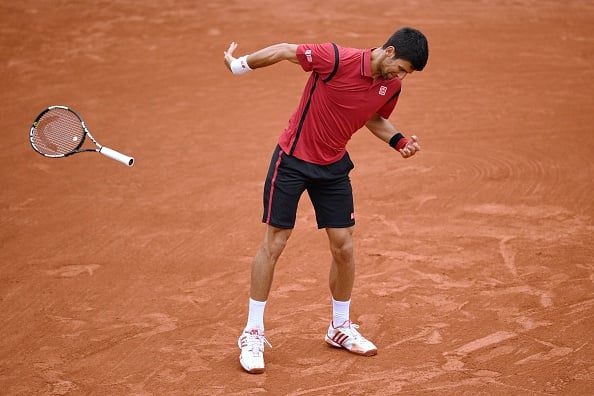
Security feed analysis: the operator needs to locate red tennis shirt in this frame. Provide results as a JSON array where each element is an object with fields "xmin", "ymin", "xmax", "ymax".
[{"xmin": 277, "ymin": 43, "xmax": 402, "ymax": 165}]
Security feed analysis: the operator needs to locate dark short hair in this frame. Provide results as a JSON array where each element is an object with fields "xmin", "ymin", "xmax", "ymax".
[{"xmin": 382, "ymin": 27, "xmax": 429, "ymax": 71}]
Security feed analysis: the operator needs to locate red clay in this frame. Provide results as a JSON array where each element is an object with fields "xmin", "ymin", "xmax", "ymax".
[{"xmin": 1, "ymin": 1, "xmax": 593, "ymax": 394}]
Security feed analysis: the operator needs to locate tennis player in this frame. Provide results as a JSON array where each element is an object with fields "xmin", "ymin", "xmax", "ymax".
[{"xmin": 224, "ymin": 27, "xmax": 429, "ymax": 374}]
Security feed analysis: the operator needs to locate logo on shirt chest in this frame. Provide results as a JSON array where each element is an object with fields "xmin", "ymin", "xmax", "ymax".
[{"xmin": 378, "ymin": 86, "xmax": 388, "ymax": 96}]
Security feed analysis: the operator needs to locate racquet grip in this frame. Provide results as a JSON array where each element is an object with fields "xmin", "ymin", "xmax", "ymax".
[{"xmin": 99, "ymin": 146, "xmax": 135, "ymax": 167}]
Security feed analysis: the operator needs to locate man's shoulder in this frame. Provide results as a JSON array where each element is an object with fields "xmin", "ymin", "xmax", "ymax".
[{"xmin": 336, "ymin": 44, "xmax": 366, "ymax": 61}]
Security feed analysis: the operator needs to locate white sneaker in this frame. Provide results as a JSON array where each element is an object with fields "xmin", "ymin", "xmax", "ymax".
[
  {"xmin": 238, "ymin": 329, "xmax": 272, "ymax": 374},
  {"xmin": 325, "ymin": 320, "xmax": 377, "ymax": 356}
]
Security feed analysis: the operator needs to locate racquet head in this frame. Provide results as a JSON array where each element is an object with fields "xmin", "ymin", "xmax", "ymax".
[{"xmin": 29, "ymin": 106, "xmax": 86, "ymax": 157}]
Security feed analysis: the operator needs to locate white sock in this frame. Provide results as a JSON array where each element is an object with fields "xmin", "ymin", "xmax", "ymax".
[
  {"xmin": 332, "ymin": 297, "xmax": 350, "ymax": 327},
  {"xmin": 245, "ymin": 298, "xmax": 266, "ymax": 332}
]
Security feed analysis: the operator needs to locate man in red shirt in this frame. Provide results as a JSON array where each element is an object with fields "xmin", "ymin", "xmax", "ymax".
[{"xmin": 224, "ymin": 27, "xmax": 428, "ymax": 374}]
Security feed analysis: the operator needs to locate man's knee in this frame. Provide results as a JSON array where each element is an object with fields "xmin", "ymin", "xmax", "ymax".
[
  {"xmin": 327, "ymin": 227, "xmax": 354, "ymax": 263},
  {"xmin": 262, "ymin": 226, "xmax": 292, "ymax": 259}
]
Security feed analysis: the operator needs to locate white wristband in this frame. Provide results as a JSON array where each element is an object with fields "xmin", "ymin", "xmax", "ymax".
[{"xmin": 230, "ymin": 55, "xmax": 253, "ymax": 75}]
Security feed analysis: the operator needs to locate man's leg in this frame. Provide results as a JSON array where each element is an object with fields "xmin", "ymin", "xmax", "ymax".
[
  {"xmin": 326, "ymin": 227, "xmax": 355, "ymax": 302},
  {"xmin": 239, "ymin": 225, "xmax": 291, "ymax": 374},
  {"xmin": 251, "ymin": 225, "xmax": 292, "ymax": 302},
  {"xmin": 324, "ymin": 226, "xmax": 377, "ymax": 356}
]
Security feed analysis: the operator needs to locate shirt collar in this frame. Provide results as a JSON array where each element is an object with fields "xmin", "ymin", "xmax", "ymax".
[{"xmin": 361, "ymin": 48, "xmax": 374, "ymax": 77}]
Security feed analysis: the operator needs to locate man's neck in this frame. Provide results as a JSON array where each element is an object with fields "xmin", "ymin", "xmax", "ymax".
[{"xmin": 369, "ymin": 47, "xmax": 385, "ymax": 79}]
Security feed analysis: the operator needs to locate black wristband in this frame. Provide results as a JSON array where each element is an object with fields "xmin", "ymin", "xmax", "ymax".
[{"xmin": 389, "ymin": 133, "xmax": 405, "ymax": 148}]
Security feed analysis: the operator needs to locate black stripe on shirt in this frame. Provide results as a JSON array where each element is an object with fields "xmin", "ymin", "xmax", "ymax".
[
  {"xmin": 323, "ymin": 43, "xmax": 340, "ymax": 83},
  {"xmin": 289, "ymin": 73, "xmax": 320, "ymax": 155}
]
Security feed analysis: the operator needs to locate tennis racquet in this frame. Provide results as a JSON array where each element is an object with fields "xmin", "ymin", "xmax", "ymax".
[{"xmin": 29, "ymin": 105, "xmax": 134, "ymax": 167}]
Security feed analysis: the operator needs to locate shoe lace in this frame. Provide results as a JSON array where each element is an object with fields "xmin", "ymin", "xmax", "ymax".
[
  {"xmin": 335, "ymin": 320, "xmax": 363, "ymax": 340},
  {"xmin": 245, "ymin": 330, "xmax": 272, "ymax": 354}
]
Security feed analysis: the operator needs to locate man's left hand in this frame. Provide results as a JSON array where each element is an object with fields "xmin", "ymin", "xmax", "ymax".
[{"xmin": 399, "ymin": 135, "xmax": 421, "ymax": 158}]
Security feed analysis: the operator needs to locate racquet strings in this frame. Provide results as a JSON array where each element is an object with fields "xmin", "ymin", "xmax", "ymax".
[{"xmin": 31, "ymin": 108, "xmax": 85, "ymax": 156}]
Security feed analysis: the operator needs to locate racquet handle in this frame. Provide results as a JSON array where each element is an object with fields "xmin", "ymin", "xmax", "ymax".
[{"xmin": 99, "ymin": 146, "xmax": 135, "ymax": 167}]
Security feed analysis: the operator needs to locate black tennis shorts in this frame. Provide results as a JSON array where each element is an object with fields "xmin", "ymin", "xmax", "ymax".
[{"xmin": 262, "ymin": 145, "xmax": 355, "ymax": 229}]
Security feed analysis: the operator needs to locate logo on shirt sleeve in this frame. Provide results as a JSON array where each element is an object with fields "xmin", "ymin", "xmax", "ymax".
[
  {"xmin": 305, "ymin": 49, "xmax": 313, "ymax": 63},
  {"xmin": 379, "ymin": 86, "xmax": 387, "ymax": 96}
]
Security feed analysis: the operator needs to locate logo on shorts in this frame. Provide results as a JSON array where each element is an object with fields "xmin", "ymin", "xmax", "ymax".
[
  {"xmin": 379, "ymin": 86, "xmax": 387, "ymax": 96},
  {"xmin": 350, "ymin": 212, "xmax": 355, "ymax": 220},
  {"xmin": 305, "ymin": 49, "xmax": 313, "ymax": 63}
]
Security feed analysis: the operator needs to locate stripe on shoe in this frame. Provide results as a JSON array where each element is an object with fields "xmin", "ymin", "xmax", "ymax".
[{"xmin": 331, "ymin": 332, "xmax": 349, "ymax": 346}]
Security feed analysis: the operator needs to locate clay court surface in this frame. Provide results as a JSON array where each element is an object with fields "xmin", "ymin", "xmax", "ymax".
[{"xmin": 1, "ymin": 0, "xmax": 594, "ymax": 394}]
